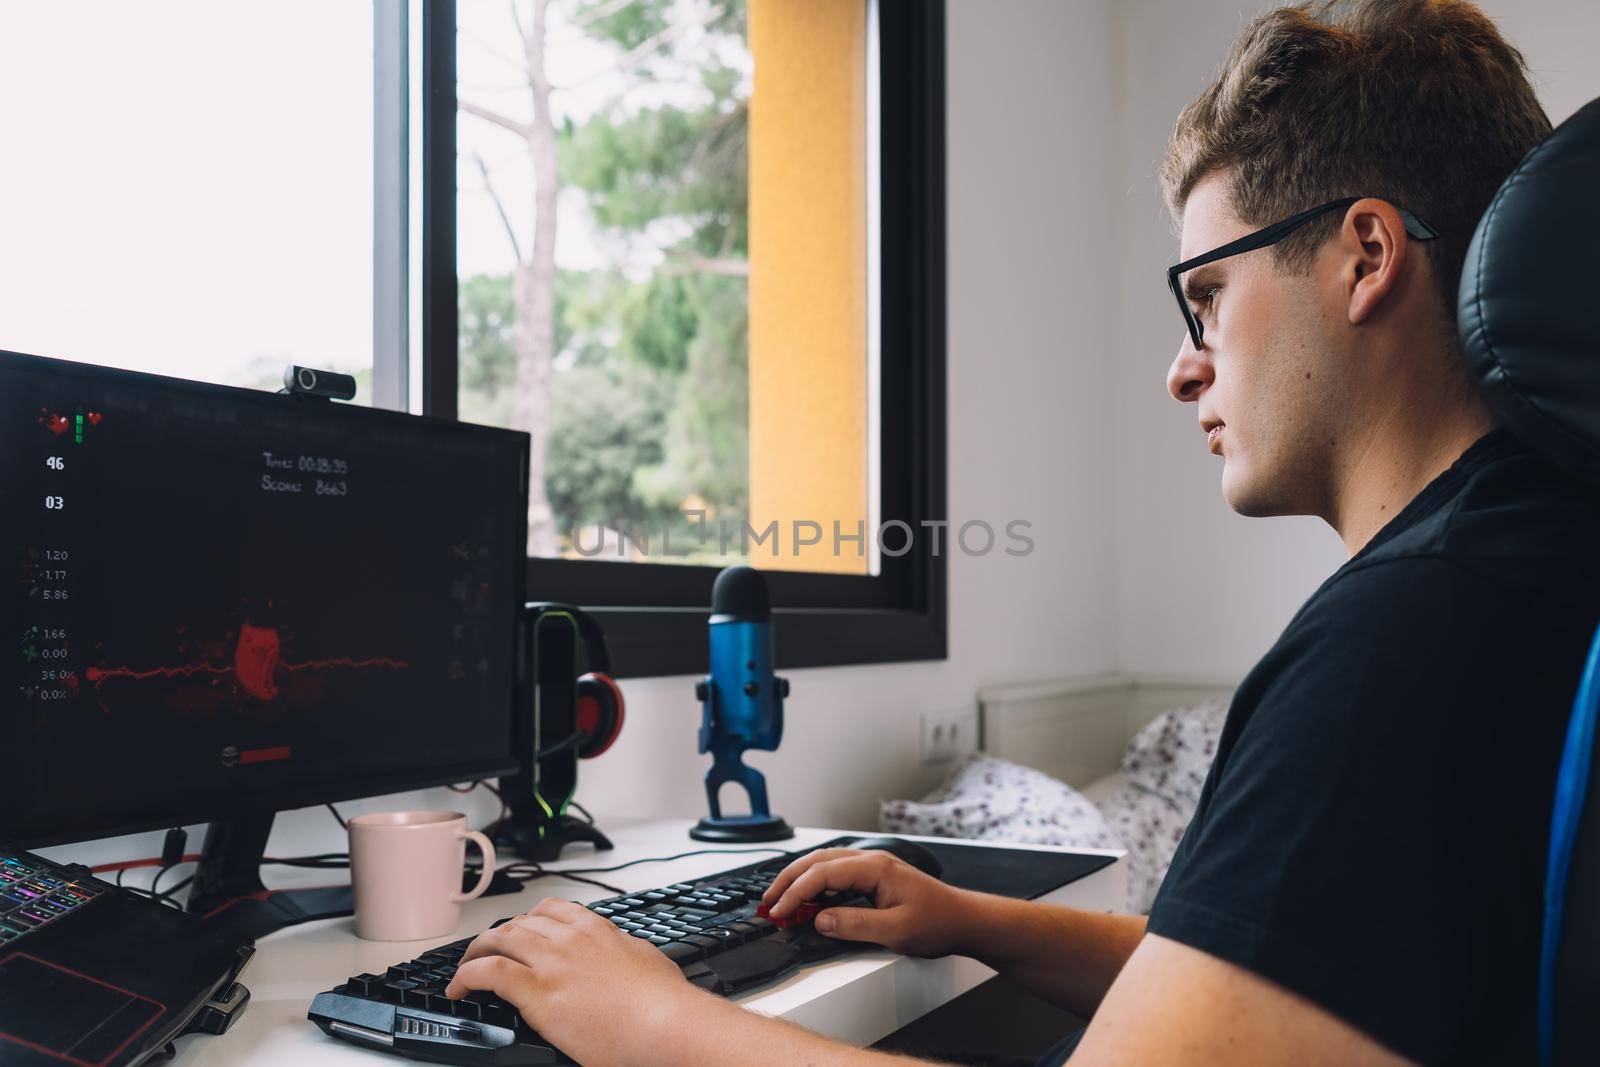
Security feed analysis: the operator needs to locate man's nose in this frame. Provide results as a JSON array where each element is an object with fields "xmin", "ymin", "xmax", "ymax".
[{"xmin": 1167, "ymin": 332, "xmax": 1212, "ymax": 403}]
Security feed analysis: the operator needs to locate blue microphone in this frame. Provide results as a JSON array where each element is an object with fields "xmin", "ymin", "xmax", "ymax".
[{"xmin": 689, "ymin": 566, "xmax": 794, "ymax": 842}]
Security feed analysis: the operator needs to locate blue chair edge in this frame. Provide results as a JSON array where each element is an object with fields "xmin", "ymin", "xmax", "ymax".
[{"xmin": 1541, "ymin": 620, "xmax": 1600, "ymax": 1065}]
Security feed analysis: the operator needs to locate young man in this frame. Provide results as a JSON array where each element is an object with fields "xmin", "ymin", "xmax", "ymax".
[{"xmin": 443, "ymin": 2, "xmax": 1600, "ymax": 1063}]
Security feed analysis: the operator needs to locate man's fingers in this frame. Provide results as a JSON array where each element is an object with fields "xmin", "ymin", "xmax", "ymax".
[
  {"xmin": 813, "ymin": 905, "xmax": 900, "ymax": 946},
  {"xmin": 761, "ymin": 848, "xmax": 857, "ymax": 906},
  {"xmin": 770, "ymin": 855, "xmax": 885, "ymax": 916},
  {"xmin": 459, "ymin": 915, "xmax": 564, "ymax": 965},
  {"xmin": 530, "ymin": 896, "xmax": 592, "ymax": 924},
  {"xmin": 504, "ymin": 912, "xmax": 569, "ymax": 940},
  {"xmin": 445, "ymin": 954, "xmax": 537, "ymax": 1013}
]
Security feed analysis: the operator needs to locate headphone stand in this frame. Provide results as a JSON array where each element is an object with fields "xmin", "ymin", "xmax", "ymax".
[
  {"xmin": 493, "ymin": 603, "xmax": 625, "ymax": 864},
  {"xmin": 488, "ymin": 810, "xmax": 614, "ymax": 863}
]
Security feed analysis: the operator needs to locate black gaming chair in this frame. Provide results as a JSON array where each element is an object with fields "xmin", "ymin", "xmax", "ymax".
[{"xmin": 1456, "ymin": 94, "xmax": 1600, "ymax": 1067}]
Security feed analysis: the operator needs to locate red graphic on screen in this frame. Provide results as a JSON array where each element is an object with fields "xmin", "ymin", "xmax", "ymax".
[
  {"xmin": 37, "ymin": 410, "xmax": 69, "ymax": 436},
  {"xmin": 84, "ymin": 623, "xmax": 407, "ymax": 703},
  {"xmin": 239, "ymin": 745, "xmax": 291, "ymax": 764},
  {"xmin": 83, "ymin": 662, "xmax": 232, "ymax": 685},
  {"xmin": 235, "ymin": 623, "xmax": 281, "ymax": 700},
  {"xmin": 87, "ymin": 411, "xmax": 103, "ymax": 425}
]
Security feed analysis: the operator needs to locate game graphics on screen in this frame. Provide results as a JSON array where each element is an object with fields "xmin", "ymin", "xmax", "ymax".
[{"xmin": 4, "ymin": 360, "xmax": 523, "ymax": 843}]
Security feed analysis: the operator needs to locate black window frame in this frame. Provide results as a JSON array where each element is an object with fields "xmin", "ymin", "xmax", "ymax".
[{"xmin": 420, "ymin": 0, "xmax": 946, "ymax": 678}]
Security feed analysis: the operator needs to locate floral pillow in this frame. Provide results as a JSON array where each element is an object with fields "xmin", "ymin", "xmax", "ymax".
[
  {"xmin": 879, "ymin": 754, "xmax": 1122, "ymax": 851},
  {"xmin": 877, "ymin": 701, "xmax": 1231, "ymax": 913},
  {"xmin": 1094, "ymin": 779, "xmax": 1192, "ymax": 913},
  {"xmin": 1119, "ymin": 700, "xmax": 1229, "ymax": 807}
]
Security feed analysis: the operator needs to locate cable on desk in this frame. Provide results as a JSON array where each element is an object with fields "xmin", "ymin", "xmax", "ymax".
[
  {"xmin": 448, "ymin": 779, "xmax": 510, "ymax": 827},
  {"xmin": 120, "ymin": 875, "xmax": 187, "ymax": 912},
  {"xmin": 91, "ymin": 854, "xmax": 203, "ymax": 874},
  {"xmin": 480, "ymin": 780, "xmax": 509, "ymax": 825},
  {"xmin": 326, "ymin": 803, "xmax": 349, "ymax": 831},
  {"xmin": 154, "ymin": 875, "xmax": 194, "ymax": 903},
  {"xmin": 496, "ymin": 864, "xmax": 626, "ymax": 896},
  {"xmin": 533, "ymin": 731, "xmax": 588, "ymax": 760},
  {"xmin": 557, "ymin": 847, "xmax": 792, "ymax": 877},
  {"xmin": 98, "ymin": 844, "xmax": 787, "ymax": 911},
  {"xmin": 96, "ymin": 851, "xmax": 347, "ymax": 873},
  {"xmin": 480, "ymin": 846, "xmax": 796, "ymax": 903},
  {"xmin": 265, "ymin": 853, "xmax": 350, "ymax": 869}
]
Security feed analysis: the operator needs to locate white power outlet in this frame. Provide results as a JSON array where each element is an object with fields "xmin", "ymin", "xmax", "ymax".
[{"xmin": 919, "ymin": 708, "xmax": 978, "ymax": 765}]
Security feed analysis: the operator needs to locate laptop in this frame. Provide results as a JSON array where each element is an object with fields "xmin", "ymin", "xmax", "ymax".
[{"xmin": 0, "ymin": 848, "xmax": 247, "ymax": 1067}]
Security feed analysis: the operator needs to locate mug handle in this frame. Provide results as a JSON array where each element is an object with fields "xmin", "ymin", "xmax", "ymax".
[{"xmin": 451, "ymin": 829, "xmax": 497, "ymax": 903}]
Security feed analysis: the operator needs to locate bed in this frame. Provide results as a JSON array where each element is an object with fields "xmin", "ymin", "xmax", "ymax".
[{"xmin": 880, "ymin": 675, "xmax": 1236, "ymax": 913}]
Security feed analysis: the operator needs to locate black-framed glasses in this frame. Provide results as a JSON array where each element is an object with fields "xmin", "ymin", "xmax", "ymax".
[{"xmin": 1167, "ymin": 196, "xmax": 1440, "ymax": 351}]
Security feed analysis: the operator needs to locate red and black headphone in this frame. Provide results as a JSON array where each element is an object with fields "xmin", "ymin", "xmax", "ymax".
[
  {"xmin": 524, "ymin": 602, "xmax": 624, "ymax": 759},
  {"xmin": 494, "ymin": 603, "xmax": 625, "ymax": 861}
]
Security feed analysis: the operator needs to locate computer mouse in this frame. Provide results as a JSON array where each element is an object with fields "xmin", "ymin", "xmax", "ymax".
[{"xmin": 851, "ymin": 836, "xmax": 944, "ymax": 879}]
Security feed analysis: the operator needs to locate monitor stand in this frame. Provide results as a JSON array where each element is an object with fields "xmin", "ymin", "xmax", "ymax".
[{"xmin": 186, "ymin": 813, "xmax": 355, "ymax": 946}]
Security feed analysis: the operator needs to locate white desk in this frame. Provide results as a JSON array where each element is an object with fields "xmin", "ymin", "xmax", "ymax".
[{"xmin": 171, "ymin": 819, "xmax": 1126, "ymax": 1065}]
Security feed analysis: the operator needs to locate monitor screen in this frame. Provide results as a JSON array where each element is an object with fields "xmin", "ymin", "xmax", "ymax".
[{"xmin": 1, "ymin": 350, "xmax": 529, "ymax": 847}]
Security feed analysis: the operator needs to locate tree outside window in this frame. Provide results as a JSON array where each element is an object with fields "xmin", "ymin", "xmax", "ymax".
[{"xmin": 457, "ymin": 0, "xmax": 751, "ymax": 562}]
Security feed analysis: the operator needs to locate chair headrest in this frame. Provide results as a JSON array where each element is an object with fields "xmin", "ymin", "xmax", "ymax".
[{"xmin": 1459, "ymin": 97, "xmax": 1600, "ymax": 486}]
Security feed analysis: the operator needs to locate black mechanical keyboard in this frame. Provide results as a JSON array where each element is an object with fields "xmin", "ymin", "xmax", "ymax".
[
  {"xmin": 309, "ymin": 837, "xmax": 873, "ymax": 1066},
  {"xmin": 0, "ymin": 850, "xmax": 106, "ymax": 944}
]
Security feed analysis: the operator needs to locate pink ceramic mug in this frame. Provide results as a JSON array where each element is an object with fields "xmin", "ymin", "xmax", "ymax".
[{"xmin": 348, "ymin": 810, "xmax": 496, "ymax": 941}]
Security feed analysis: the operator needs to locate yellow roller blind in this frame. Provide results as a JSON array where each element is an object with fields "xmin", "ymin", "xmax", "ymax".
[{"xmin": 747, "ymin": 0, "xmax": 869, "ymax": 574}]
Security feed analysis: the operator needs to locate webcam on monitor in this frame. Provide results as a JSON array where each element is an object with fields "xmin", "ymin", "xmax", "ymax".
[{"xmin": 280, "ymin": 364, "xmax": 357, "ymax": 402}]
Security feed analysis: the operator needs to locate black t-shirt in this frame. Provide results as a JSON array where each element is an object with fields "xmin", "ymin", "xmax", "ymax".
[{"xmin": 1041, "ymin": 429, "xmax": 1600, "ymax": 1065}]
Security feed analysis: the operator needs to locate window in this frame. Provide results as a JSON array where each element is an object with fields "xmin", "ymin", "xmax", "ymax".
[
  {"xmin": 453, "ymin": 0, "xmax": 883, "ymax": 578},
  {"xmin": 0, "ymin": 0, "xmax": 945, "ymax": 676},
  {"xmin": 424, "ymin": 0, "xmax": 946, "ymax": 674},
  {"xmin": 0, "ymin": 3, "xmax": 377, "ymax": 399}
]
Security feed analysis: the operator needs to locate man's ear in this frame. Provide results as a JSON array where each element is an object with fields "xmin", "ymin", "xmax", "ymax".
[{"xmin": 1342, "ymin": 199, "xmax": 1411, "ymax": 327}]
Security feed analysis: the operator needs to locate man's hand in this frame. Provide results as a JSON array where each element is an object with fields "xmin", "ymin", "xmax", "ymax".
[
  {"xmin": 761, "ymin": 847, "xmax": 982, "ymax": 958},
  {"xmin": 444, "ymin": 896, "xmax": 709, "ymax": 1064}
]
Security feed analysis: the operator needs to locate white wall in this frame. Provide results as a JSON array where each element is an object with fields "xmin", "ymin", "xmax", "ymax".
[
  {"xmin": 43, "ymin": 0, "xmax": 1124, "ymax": 874},
  {"xmin": 1111, "ymin": 0, "xmax": 1345, "ymax": 682}
]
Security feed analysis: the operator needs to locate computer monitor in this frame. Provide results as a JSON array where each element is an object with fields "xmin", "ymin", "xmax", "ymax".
[{"xmin": 0, "ymin": 350, "xmax": 529, "ymax": 867}]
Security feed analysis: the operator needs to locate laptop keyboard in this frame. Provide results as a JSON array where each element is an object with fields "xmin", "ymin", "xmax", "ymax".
[{"xmin": 0, "ymin": 851, "xmax": 105, "ymax": 944}]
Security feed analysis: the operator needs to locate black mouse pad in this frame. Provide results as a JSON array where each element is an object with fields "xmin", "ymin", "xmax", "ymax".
[
  {"xmin": 0, "ymin": 952, "xmax": 165, "ymax": 1067},
  {"xmin": 831, "ymin": 836, "xmax": 1116, "ymax": 900}
]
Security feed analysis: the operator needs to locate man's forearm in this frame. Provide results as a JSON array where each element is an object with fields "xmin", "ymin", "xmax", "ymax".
[
  {"xmin": 638, "ymin": 987, "xmax": 947, "ymax": 1067},
  {"xmin": 951, "ymin": 891, "xmax": 1146, "ymax": 1016},
  {"xmin": 633, "ymin": 895, "xmax": 1142, "ymax": 1067}
]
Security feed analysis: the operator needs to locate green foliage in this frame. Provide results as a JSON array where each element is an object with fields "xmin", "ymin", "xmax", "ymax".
[
  {"xmin": 558, "ymin": 12, "xmax": 749, "ymax": 261},
  {"xmin": 559, "ymin": 100, "xmax": 748, "ymax": 259},
  {"xmin": 458, "ymin": 272, "xmax": 516, "ymax": 400},
  {"xmin": 461, "ymin": 0, "xmax": 752, "ymax": 538},
  {"xmin": 460, "ymin": 269, "xmax": 598, "ymax": 426},
  {"xmin": 545, "ymin": 358, "xmax": 674, "ymax": 530},
  {"xmin": 459, "ymin": 265, "xmax": 749, "ymax": 526},
  {"xmin": 570, "ymin": 0, "xmax": 671, "ymax": 54},
  {"xmin": 633, "ymin": 274, "xmax": 748, "ymax": 513},
  {"xmin": 618, "ymin": 274, "xmax": 698, "ymax": 374}
]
